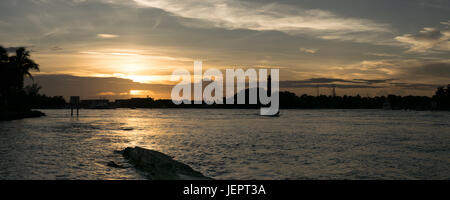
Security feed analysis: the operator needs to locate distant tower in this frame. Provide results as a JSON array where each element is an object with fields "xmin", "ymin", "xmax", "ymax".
[
  {"xmin": 316, "ymin": 85, "xmax": 320, "ymax": 96},
  {"xmin": 332, "ymin": 85, "xmax": 336, "ymax": 97}
]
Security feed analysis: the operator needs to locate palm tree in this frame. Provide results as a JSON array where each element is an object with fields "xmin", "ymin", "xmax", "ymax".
[
  {"xmin": 0, "ymin": 46, "xmax": 8, "ymax": 62},
  {"xmin": 8, "ymin": 47, "xmax": 40, "ymax": 89},
  {"xmin": 0, "ymin": 46, "xmax": 40, "ymax": 109},
  {"xmin": 24, "ymin": 83, "xmax": 42, "ymax": 96},
  {"xmin": 0, "ymin": 46, "xmax": 10, "ymax": 106},
  {"xmin": 433, "ymin": 85, "xmax": 450, "ymax": 110}
]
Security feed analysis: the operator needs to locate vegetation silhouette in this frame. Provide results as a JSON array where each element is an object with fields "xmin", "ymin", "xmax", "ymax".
[
  {"xmin": 0, "ymin": 46, "xmax": 65, "ymax": 120},
  {"xmin": 433, "ymin": 85, "xmax": 450, "ymax": 110},
  {"xmin": 1, "ymin": 45, "xmax": 448, "ymax": 113},
  {"xmin": 111, "ymin": 86, "xmax": 450, "ymax": 111}
]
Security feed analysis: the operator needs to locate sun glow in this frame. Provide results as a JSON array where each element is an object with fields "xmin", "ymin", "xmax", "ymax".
[
  {"xmin": 129, "ymin": 90, "xmax": 154, "ymax": 96},
  {"xmin": 108, "ymin": 73, "xmax": 170, "ymax": 84}
]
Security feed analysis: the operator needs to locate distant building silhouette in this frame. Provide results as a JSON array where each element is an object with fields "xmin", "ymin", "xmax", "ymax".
[
  {"xmin": 80, "ymin": 99, "xmax": 109, "ymax": 109},
  {"xmin": 114, "ymin": 97, "xmax": 154, "ymax": 108},
  {"xmin": 60, "ymin": 84, "xmax": 450, "ymax": 111}
]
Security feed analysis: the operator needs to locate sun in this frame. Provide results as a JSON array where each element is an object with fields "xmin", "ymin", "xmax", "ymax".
[{"xmin": 129, "ymin": 90, "xmax": 154, "ymax": 96}]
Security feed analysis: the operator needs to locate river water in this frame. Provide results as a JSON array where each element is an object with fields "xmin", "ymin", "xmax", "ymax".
[{"xmin": 0, "ymin": 109, "xmax": 449, "ymax": 179}]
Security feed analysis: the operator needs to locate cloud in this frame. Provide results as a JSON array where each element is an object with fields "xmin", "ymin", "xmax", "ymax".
[
  {"xmin": 352, "ymin": 79, "xmax": 396, "ymax": 85},
  {"xmin": 280, "ymin": 77, "xmax": 442, "ymax": 91},
  {"xmin": 280, "ymin": 78, "xmax": 396, "ymax": 87},
  {"xmin": 441, "ymin": 20, "xmax": 450, "ymax": 26},
  {"xmin": 97, "ymin": 91, "xmax": 129, "ymax": 96},
  {"xmin": 404, "ymin": 62, "xmax": 450, "ymax": 78},
  {"xmin": 2, "ymin": 0, "xmax": 447, "ymax": 97},
  {"xmin": 79, "ymin": 49, "xmax": 192, "ymax": 61},
  {"xmin": 322, "ymin": 58, "xmax": 450, "ymax": 91},
  {"xmin": 125, "ymin": 0, "xmax": 392, "ymax": 44},
  {"xmin": 4, "ymin": 47, "xmax": 18, "ymax": 53},
  {"xmin": 418, "ymin": 1, "xmax": 450, "ymax": 11},
  {"xmin": 299, "ymin": 48, "xmax": 318, "ymax": 54},
  {"xmin": 293, "ymin": 78, "xmax": 354, "ymax": 84},
  {"xmin": 26, "ymin": 72, "xmax": 447, "ymax": 99},
  {"xmin": 280, "ymin": 78, "xmax": 392, "ymax": 89},
  {"xmin": 395, "ymin": 27, "xmax": 450, "ymax": 53},
  {"xmin": 364, "ymin": 52, "xmax": 401, "ymax": 58},
  {"xmin": 25, "ymin": 74, "xmax": 174, "ymax": 99},
  {"xmin": 80, "ymin": 51, "xmax": 137, "ymax": 56},
  {"xmin": 389, "ymin": 82, "xmax": 442, "ymax": 90},
  {"xmin": 0, "ymin": 20, "xmax": 8, "ymax": 27},
  {"xmin": 97, "ymin": 33, "xmax": 119, "ymax": 38},
  {"xmin": 281, "ymin": 82, "xmax": 382, "ymax": 89}
]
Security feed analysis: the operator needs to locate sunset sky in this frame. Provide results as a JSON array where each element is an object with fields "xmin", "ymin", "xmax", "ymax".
[{"xmin": 1, "ymin": 0, "xmax": 449, "ymax": 99}]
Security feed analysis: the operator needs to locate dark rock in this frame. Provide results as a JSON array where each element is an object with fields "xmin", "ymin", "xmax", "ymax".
[
  {"xmin": 113, "ymin": 150, "xmax": 124, "ymax": 154},
  {"xmin": 106, "ymin": 161, "xmax": 126, "ymax": 169},
  {"xmin": 122, "ymin": 146, "xmax": 212, "ymax": 180},
  {"xmin": 121, "ymin": 127, "xmax": 134, "ymax": 131}
]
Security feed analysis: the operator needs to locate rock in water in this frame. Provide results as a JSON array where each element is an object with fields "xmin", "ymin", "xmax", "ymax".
[
  {"xmin": 106, "ymin": 161, "xmax": 126, "ymax": 169},
  {"xmin": 122, "ymin": 146, "xmax": 212, "ymax": 180}
]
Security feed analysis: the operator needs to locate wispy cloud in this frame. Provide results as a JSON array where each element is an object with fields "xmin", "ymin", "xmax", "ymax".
[
  {"xmin": 97, "ymin": 91, "xmax": 129, "ymax": 96},
  {"xmin": 395, "ymin": 27, "xmax": 450, "ymax": 53},
  {"xmin": 79, "ymin": 49, "xmax": 193, "ymax": 62},
  {"xmin": 335, "ymin": 58, "xmax": 450, "ymax": 83},
  {"xmin": 81, "ymin": 51, "xmax": 137, "ymax": 56},
  {"xmin": 441, "ymin": 20, "xmax": 450, "ymax": 26},
  {"xmin": 125, "ymin": 0, "xmax": 392, "ymax": 44},
  {"xmin": 299, "ymin": 48, "xmax": 318, "ymax": 54},
  {"xmin": 97, "ymin": 33, "xmax": 119, "ymax": 38},
  {"xmin": 364, "ymin": 52, "xmax": 401, "ymax": 57}
]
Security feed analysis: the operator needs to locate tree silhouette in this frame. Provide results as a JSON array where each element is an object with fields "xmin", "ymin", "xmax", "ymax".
[
  {"xmin": 0, "ymin": 46, "xmax": 40, "ymax": 111},
  {"xmin": 24, "ymin": 83, "xmax": 42, "ymax": 96},
  {"xmin": 0, "ymin": 46, "xmax": 8, "ymax": 62},
  {"xmin": 8, "ymin": 47, "xmax": 40, "ymax": 89},
  {"xmin": 0, "ymin": 46, "xmax": 10, "ymax": 103},
  {"xmin": 433, "ymin": 84, "xmax": 450, "ymax": 110}
]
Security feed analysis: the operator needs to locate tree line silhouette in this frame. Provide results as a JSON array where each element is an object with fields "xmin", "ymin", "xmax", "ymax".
[
  {"xmin": 1, "ymin": 46, "xmax": 449, "ymax": 114},
  {"xmin": 107, "ymin": 87, "xmax": 450, "ymax": 111}
]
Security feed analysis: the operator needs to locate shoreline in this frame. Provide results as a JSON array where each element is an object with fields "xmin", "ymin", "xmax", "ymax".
[
  {"xmin": 0, "ymin": 110, "xmax": 46, "ymax": 121},
  {"xmin": 34, "ymin": 107, "xmax": 450, "ymax": 112}
]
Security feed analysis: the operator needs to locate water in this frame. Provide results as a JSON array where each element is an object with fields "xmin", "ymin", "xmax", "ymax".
[{"xmin": 0, "ymin": 109, "xmax": 449, "ymax": 180}]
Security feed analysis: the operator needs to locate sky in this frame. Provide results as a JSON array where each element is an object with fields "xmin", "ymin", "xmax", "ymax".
[{"xmin": 1, "ymin": 0, "xmax": 449, "ymax": 99}]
